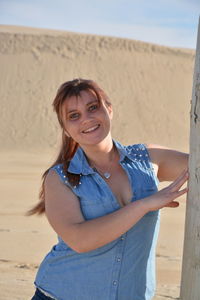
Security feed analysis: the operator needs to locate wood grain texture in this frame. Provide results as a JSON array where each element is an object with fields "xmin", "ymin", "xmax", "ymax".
[{"xmin": 180, "ymin": 17, "xmax": 200, "ymax": 300}]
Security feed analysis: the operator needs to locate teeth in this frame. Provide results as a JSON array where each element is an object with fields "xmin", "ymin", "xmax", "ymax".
[{"xmin": 83, "ymin": 125, "xmax": 99, "ymax": 133}]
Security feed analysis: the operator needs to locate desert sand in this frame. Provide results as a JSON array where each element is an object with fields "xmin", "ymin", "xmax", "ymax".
[{"xmin": 0, "ymin": 25, "xmax": 195, "ymax": 300}]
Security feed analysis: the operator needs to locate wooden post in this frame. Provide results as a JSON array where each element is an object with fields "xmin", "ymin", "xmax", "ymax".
[{"xmin": 180, "ymin": 18, "xmax": 200, "ymax": 300}]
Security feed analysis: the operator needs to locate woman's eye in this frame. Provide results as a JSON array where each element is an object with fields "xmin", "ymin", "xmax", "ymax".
[
  {"xmin": 69, "ymin": 113, "xmax": 79, "ymax": 120},
  {"xmin": 89, "ymin": 104, "xmax": 98, "ymax": 111}
]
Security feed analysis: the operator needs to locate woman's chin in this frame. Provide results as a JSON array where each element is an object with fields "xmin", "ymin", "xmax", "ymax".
[{"xmin": 79, "ymin": 132, "xmax": 111, "ymax": 147}]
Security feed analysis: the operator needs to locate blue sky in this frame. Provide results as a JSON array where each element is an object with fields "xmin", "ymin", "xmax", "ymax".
[{"xmin": 0, "ymin": 0, "xmax": 199, "ymax": 49}]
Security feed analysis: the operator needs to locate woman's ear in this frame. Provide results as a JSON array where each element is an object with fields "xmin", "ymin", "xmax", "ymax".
[{"xmin": 108, "ymin": 105, "xmax": 113, "ymax": 120}]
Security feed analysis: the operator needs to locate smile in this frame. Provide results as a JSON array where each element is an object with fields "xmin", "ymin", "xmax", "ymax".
[{"xmin": 82, "ymin": 124, "xmax": 100, "ymax": 133}]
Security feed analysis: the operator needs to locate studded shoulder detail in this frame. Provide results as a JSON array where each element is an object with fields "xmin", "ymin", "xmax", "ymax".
[
  {"xmin": 51, "ymin": 164, "xmax": 70, "ymax": 186},
  {"xmin": 51, "ymin": 164, "xmax": 83, "ymax": 189}
]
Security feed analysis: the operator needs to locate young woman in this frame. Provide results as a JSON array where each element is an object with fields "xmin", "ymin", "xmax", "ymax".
[{"xmin": 29, "ymin": 78, "xmax": 188, "ymax": 300}]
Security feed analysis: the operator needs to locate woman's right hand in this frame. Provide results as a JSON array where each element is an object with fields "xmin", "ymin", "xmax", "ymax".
[{"xmin": 141, "ymin": 169, "xmax": 189, "ymax": 212}]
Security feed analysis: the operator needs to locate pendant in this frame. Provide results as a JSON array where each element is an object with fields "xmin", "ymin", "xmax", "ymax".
[{"xmin": 104, "ymin": 172, "xmax": 111, "ymax": 179}]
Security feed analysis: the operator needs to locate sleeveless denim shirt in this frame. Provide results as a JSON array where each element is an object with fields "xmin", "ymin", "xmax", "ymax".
[{"xmin": 34, "ymin": 140, "xmax": 160, "ymax": 300}]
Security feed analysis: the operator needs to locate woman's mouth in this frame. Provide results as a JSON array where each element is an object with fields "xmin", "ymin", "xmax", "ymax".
[{"xmin": 82, "ymin": 124, "xmax": 100, "ymax": 133}]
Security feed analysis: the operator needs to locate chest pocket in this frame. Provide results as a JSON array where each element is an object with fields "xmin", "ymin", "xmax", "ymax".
[
  {"xmin": 140, "ymin": 184, "xmax": 158, "ymax": 198},
  {"xmin": 73, "ymin": 177, "xmax": 113, "ymax": 220},
  {"xmin": 78, "ymin": 195, "xmax": 107, "ymax": 220},
  {"xmin": 139, "ymin": 179, "xmax": 159, "ymax": 217},
  {"xmin": 133, "ymin": 163, "xmax": 158, "ymax": 198}
]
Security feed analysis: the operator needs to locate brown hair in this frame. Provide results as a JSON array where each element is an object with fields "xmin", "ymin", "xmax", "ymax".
[{"xmin": 27, "ymin": 78, "xmax": 111, "ymax": 215}]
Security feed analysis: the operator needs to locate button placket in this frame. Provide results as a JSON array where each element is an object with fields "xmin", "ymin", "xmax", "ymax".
[
  {"xmin": 93, "ymin": 172, "xmax": 121, "ymax": 210},
  {"xmin": 119, "ymin": 159, "xmax": 137, "ymax": 202},
  {"xmin": 110, "ymin": 234, "xmax": 126, "ymax": 299}
]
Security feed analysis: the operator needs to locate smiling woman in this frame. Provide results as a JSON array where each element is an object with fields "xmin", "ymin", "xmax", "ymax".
[
  {"xmin": 28, "ymin": 78, "xmax": 188, "ymax": 300},
  {"xmin": 61, "ymin": 90, "xmax": 113, "ymax": 147}
]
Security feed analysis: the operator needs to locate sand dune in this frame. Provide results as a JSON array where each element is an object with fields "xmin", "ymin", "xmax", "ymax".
[
  {"xmin": 0, "ymin": 25, "xmax": 194, "ymax": 151},
  {"xmin": 0, "ymin": 25, "xmax": 195, "ymax": 299}
]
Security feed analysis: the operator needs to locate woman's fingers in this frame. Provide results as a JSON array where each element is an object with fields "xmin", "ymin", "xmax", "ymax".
[
  {"xmin": 165, "ymin": 201, "xmax": 179, "ymax": 208},
  {"xmin": 175, "ymin": 187, "xmax": 189, "ymax": 196},
  {"xmin": 163, "ymin": 187, "xmax": 188, "ymax": 209},
  {"xmin": 169, "ymin": 169, "xmax": 189, "ymax": 191},
  {"xmin": 145, "ymin": 170, "xmax": 189, "ymax": 211}
]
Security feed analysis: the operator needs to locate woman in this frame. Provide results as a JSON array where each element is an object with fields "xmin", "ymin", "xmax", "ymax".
[{"xmin": 29, "ymin": 78, "xmax": 188, "ymax": 300}]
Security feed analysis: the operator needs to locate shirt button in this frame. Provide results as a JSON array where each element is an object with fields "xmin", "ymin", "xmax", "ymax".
[
  {"xmin": 113, "ymin": 280, "xmax": 117, "ymax": 286},
  {"xmin": 117, "ymin": 257, "xmax": 121, "ymax": 262},
  {"xmin": 121, "ymin": 236, "xmax": 124, "ymax": 241}
]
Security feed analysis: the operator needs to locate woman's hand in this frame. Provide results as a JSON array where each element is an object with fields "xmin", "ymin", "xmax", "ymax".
[{"xmin": 141, "ymin": 169, "xmax": 189, "ymax": 212}]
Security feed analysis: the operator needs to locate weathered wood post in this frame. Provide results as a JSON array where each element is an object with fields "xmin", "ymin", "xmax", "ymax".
[{"xmin": 180, "ymin": 18, "xmax": 200, "ymax": 300}]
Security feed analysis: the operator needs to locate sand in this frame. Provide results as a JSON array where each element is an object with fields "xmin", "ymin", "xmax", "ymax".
[{"xmin": 0, "ymin": 25, "xmax": 195, "ymax": 299}]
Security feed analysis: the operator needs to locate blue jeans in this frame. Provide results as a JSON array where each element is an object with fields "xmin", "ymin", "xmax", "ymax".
[{"xmin": 31, "ymin": 288, "xmax": 55, "ymax": 300}]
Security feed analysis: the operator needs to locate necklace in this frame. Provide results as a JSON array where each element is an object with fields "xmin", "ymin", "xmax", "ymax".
[
  {"xmin": 91, "ymin": 148, "xmax": 117, "ymax": 180},
  {"xmin": 93, "ymin": 167, "xmax": 111, "ymax": 179}
]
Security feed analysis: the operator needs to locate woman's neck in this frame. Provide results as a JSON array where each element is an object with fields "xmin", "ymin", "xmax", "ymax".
[{"xmin": 80, "ymin": 136, "xmax": 119, "ymax": 168}]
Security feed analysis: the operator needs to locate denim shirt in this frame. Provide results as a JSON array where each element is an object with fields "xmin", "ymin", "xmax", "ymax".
[{"xmin": 34, "ymin": 140, "xmax": 160, "ymax": 300}]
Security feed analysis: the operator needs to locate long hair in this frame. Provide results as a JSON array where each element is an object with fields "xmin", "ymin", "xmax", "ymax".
[{"xmin": 27, "ymin": 78, "xmax": 111, "ymax": 215}]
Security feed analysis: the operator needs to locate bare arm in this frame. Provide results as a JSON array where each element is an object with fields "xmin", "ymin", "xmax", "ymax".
[
  {"xmin": 45, "ymin": 169, "xmax": 188, "ymax": 253},
  {"xmin": 147, "ymin": 144, "xmax": 189, "ymax": 182}
]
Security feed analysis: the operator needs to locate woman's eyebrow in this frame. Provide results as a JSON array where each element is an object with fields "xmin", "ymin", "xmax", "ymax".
[
  {"xmin": 86, "ymin": 99, "xmax": 99, "ymax": 106},
  {"xmin": 67, "ymin": 109, "xmax": 78, "ymax": 114}
]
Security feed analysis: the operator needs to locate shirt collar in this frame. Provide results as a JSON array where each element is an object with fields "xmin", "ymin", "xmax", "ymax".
[{"xmin": 67, "ymin": 139, "xmax": 134, "ymax": 175}]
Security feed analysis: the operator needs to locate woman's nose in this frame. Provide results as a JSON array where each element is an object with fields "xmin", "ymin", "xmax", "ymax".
[{"xmin": 81, "ymin": 111, "xmax": 93, "ymax": 123}]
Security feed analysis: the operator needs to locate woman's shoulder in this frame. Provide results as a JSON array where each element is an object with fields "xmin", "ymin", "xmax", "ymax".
[
  {"xmin": 125, "ymin": 143, "xmax": 169, "ymax": 159},
  {"xmin": 125, "ymin": 143, "xmax": 165, "ymax": 151},
  {"xmin": 125, "ymin": 143, "xmax": 147, "ymax": 150},
  {"xmin": 120, "ymin": 143, "xmax": 150, "ymax": 163},
  {"xmin": 45, "ymin": 164, "xmax": 71, "ymax": 187},
  {"xmin": 45, "ymin": 166, "xmax": 63, "ymax": 185},
  {"xmin": 124, "ymin": 143, "xmax": 149, "ymax": 155},
  {"xmin": 123, "ymin": 143, "xmax": 168, "ymax": 166}
]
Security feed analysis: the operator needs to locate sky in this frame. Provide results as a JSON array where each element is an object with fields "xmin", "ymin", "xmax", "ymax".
[{"xmin": 0, "ymin": 0, "xmax": 200, "ymax": 49}]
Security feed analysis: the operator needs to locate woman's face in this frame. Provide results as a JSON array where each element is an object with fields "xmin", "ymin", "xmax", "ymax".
[{"xmin": 61, "ymin": 89, "xmax": 113, "ymax": 147}]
